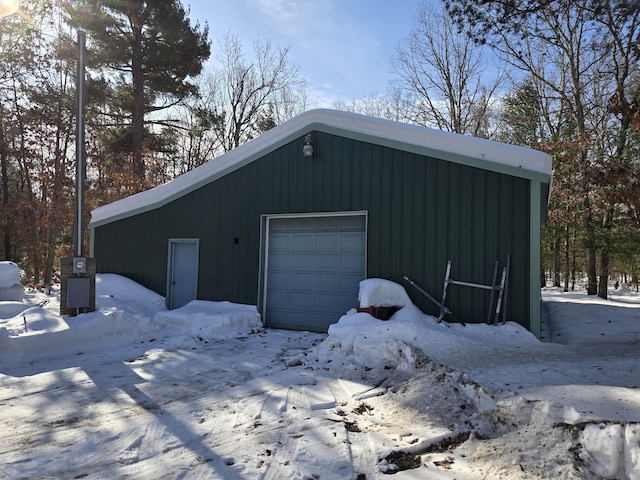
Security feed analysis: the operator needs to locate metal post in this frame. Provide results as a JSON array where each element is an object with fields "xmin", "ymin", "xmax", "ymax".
[
  {"xmin": 62, "ymin": 30, "xmax": 94, "ymax": 317},
  {"xmin": 403, "ymin": 276, "xmax": 453, "ymax": 322},
  {"xmin": 75, "ymin": 30, "xmax": 85, "ymax": 258},
  {"xmin": 486, "ymin": 260, "xmax": 500, "ymax": 324}
]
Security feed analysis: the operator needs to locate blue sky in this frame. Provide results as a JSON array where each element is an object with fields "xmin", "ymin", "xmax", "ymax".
[{"xmin": 185, "ymin": 0, "xmax": 426, "ymax": 106}]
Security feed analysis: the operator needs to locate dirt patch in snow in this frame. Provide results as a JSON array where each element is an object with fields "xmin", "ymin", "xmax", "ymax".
[{"xmin": 301, "ymin": 343, "xmax": 638, "ymax": 479}]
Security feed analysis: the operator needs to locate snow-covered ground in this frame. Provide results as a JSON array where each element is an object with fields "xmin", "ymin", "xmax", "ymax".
[{"xmin": 0, "ymin": 272, "xmax": 639, "ymax": 479}]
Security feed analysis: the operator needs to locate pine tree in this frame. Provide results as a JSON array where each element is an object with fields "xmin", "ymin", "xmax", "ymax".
[{"xmin": 67, "ymin": 0, "xmax": 210, "ymax": 181}]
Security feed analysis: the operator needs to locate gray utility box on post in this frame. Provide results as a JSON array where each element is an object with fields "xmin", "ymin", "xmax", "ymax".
[
  {"xmin": 60, "ymin": 257, "xmax": 96, "ymax": 316},
  {"xmin": 67, "ymin": 276, "xmax": 91, "ymax": 308}
]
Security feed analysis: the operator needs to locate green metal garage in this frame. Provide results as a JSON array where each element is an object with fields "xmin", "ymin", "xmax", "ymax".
[{"xmin": 89, "ymin": 109, "xmax": 552, "ymax": 335}]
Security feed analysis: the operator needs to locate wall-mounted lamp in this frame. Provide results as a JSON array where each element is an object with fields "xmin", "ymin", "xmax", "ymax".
[{"xmin": 303, "ymin": 133, "xmax": 314, "ymax": 158}]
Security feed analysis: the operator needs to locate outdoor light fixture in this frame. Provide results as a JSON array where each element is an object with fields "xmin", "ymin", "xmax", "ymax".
[
  {"xmin": 303, "ymin": 133, "xmax": 313, "ymax": 158},
  {"xmin": 0, "ymin": 0, "xmax": 19, "ymax": 18}
]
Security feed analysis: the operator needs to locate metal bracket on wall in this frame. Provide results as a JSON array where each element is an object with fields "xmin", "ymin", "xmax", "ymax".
[{"xmin": 441, "ymin": 255, "xmax": 510, "ymax": 325}]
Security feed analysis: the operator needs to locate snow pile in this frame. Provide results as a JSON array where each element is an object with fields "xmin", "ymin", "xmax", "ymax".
[
  {"xmin": 308, "ymin": 278, "xmax": 538, "ymax": 384},
  {"xmin": 302, "ymin": 279, "xmax": 640, "ymax": 478},
  {"xmin": 470, "ymin": 398, "xmax": 640, "ymax": 479},
  {"xmin": 0, "ymin": 274, "xmax": 166, "ymax": 362},
  {"xmin": 358, "ymin": 277, "xmax": 411, "ymax": 307},
  {"xmin": 576, "ymin": 423, "xmax": 640, "ymax": 479},
  {"xmin": 0, "ymin": 261, "xmax": 20, "ymax": 286},
  {"xmin": 0, "ymin": 274, "xmax": 262, "ymax": 363},
  {"xmin": 96, "ymin": 273, "xmax": 167, "ymax": 316},
  {"xmin": 0, "ymin": 261, "xmax": 23, "ymax": 301},
  {"xmin": 153, "ymin": 300, "xmax": 262, "ymax": 340}
]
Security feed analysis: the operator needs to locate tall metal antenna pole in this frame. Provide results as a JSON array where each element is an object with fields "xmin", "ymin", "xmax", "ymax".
[{"xmin": 75, "ymin": 30, "xmax": 85, "ymax": 257}]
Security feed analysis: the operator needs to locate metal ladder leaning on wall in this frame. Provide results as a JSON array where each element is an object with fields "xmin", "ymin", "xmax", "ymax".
[{"xmin": 441, "ymin": 255, "xmax": 510, "ymax": 325}]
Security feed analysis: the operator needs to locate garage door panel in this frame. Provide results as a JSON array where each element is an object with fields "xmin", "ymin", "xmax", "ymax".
[
  {"xmin": 269, "ymin": 234, "xmax": 291, "ymax": 251},
  {"xmin": 292, "ymin": 272, "xmax": 314, "ymax": 287},
  {"xmin": 315, "ymin": 233, "xmax": 340, "ymax": 250},
  {"xmin": 340, "ymin": 273, "xmax": 363, "ymax": 291},
  {"xmin": 288, "ymin": 218, "xmax": 316, "ymax": 232},
  {"xmin": 268, "ymin": 252, "xmax": 293, "ymax": 269},
  {"xmin": 340, "ymin": 232, "xmax": 365, "ymax": 250},
  {"xmin": 315, "ymin": 273, "xmax": 339, "ymax": 290},
  {"xmin": 267, "ymin": 271, "xmax": 290, "ymax": 288},
  {"xmin": 314, "ymin": 293, "xmax": 340, "ymax": 309},
  {"xmin": 266, "ymin": 309, "xmax": 287, "ymax": 326},
  {"xmin": 339, "ymin": 215, "xmax": 366, "ymax": 231},
  {"xmin": 315, "ymin": 253, "xmax": 339, "ymax": 270},
  {"xmin": 268, "ymin": 291, "xmax": 290, "ymax": 308},
  {"xmin": 314, "ymin": 216, "xmax": 340, "ymax": 231},
  {"xmin": 265, "ymin": 214, "xmax": 366, "ymax": 333},
  {"xmin": 339, "ymin": 295, "xmax": 357, "ymax": 312},
  {"xmin": 291, "ymin": 253, "xmax": 315, "ymax": 269},
  {"xmin": 270, "ymin": 273, "xmax": 315, "ymax": 289},
  {"xmin": 290, "ymin": 292, "xmax": 314, "ymax": 308},
  {"xmin": 340, "ymin": 253, "xmax": 365, "ymax": 270},
  {"xmin": 314, "ymin": 311, "xmax": 343, "ymax": 328},
  {"xmin": 291, "ymin": 233, "xmax": 316, "ymax": 249}
]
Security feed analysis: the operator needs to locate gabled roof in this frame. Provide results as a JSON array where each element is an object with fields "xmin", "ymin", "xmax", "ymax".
[{"xmin": 90, "ymin": 108, "xmax": 552, "ymax": 228}]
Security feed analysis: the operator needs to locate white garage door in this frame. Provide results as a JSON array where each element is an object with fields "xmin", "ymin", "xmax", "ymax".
[{"xmin": 264, "ymin": 214, "xmax": 366, "ymax": 332}]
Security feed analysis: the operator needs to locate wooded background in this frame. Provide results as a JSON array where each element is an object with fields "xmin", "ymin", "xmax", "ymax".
[{"xmin": 1, "ymin": 0, "xmax": 639, "ymax": 300}]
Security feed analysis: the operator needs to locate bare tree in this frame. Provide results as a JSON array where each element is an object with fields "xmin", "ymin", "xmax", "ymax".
[
  {"xmin": 331, "ymin": 93, "xmax": 402, "ymax": 121},
  {"xmin": 425, "ymin": 0, "xmax": 640, "ymax": 297},
  {"xmin": 391, "ymin": 3, "xmax": 504, "ymax": 136},
  {"xmin": 203, "ymin": 34, "xmax": 305, "ymax": 152},
  {"xmin": 1, "ymin": 1, "xmax": 72, "ymax": 283},
  {"xmin": 481, "ymin": 0, "xmax": 640, "ymax": 297},
  {"xmin": 267, "ymin": 76, "xmax": 310, "ymax": 126},
  {"xmin": 172, "ymin": 103, "xmax": 222, "ymax": 174},
  {"xmin": 593, "ymin": 4, "xmax": 640, "ymax": 298}
]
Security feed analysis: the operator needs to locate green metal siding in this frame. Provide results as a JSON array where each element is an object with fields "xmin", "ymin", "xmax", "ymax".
[{"xmin": 93, "ymin": 130, "xmax": 534, "ymax": 329}]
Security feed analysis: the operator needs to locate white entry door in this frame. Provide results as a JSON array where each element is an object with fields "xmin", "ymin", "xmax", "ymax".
[
  {"xmin": 264, "ymin": 214, "xmax": 366, "ymax": 332},
  {"xmin": 167, "ymin": 239, "xmax": 199, "ymax": 309}
]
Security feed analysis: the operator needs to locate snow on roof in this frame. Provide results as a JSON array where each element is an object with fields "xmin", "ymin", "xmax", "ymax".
[{"xmin": 90, "ymin": 109, "xmax": 552, "ymax": 228}]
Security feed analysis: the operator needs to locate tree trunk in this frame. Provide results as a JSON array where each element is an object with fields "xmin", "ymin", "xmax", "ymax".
[
  {"xmin": 598, "ymin": 205, "xmax": 614, "ymax": 299},
  {"xmin": 131, "ymin": 22, "xmax": 146, "ymax": 180},
  {"xmin": 563, "ymin": 225, "xmax": 570, "ymax": 292},
  {"xmin": 44, "ymin": 224, "xmax": 57, "ymax": 288},
  {"xmin": 553, "ymin": 231, "xmax": 561, "ymax": 287},
  {"xmin": 585, "ymin": 238, "xmax": 598, "ymax": 294},
  {"xmin": 598, "ymin": 250, "xmax": 609, "ymax": 299},
  {"xmin": 43, "ymin": 97, "xmax": 68, "ymax": 288},
  {"xmin": 582, "ymin": 179, "xmax": 598, "ymax": 295},
  {"xmin": 0, "ymin": 116, "xmax": 12, "ymax": 261},
  {"xmin": 571, "ymin": 229, "xmax": 578, "ymax": 291}
]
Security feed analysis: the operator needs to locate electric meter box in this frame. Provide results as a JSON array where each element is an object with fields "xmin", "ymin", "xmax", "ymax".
[{"xmin": 72, "ymin": 256, "xmax": 87, "ymax": 274}]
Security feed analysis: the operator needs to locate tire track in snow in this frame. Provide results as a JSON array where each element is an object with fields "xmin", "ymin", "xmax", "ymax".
[
  {"xmin": 198, "ymin": 376, "xmax": 297, "ymax": 476},
  {"xmin": 255, "ymin": 373, "xmax": 376, "ymax": 479},
  {"xmin": 258, "ymin": 384, "xmax": 317, "ymax": 480},
  {"xmin": 300, "ymin": 372, "xmax": 383, "ymax": 479}
]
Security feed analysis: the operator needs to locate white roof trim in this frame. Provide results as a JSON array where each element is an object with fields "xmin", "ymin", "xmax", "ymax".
[{"xmin": 90, "ymin": 108, "xmax": 552, "ymax": 227}]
